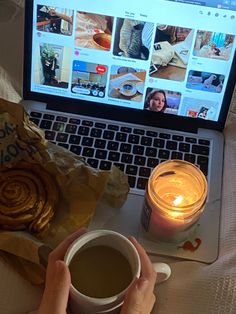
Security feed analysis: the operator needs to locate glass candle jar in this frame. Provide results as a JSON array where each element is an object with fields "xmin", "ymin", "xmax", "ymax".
[{"xmin": 141, "ymin": 160, "xmax": 208, "ymax": 243}]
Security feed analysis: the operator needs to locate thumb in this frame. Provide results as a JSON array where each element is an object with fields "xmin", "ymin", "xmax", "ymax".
[{"xmin": 38, "ymin": 260, "xmax": 71, "ymax": 314}]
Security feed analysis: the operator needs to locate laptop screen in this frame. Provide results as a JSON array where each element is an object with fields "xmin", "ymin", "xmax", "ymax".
[{"xmin": 26, "ymin": 0, "xmax": 236, "ymax": 126}]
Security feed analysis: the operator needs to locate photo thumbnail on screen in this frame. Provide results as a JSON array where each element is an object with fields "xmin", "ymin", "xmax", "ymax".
[
  {"xmin": 74, "ymin": 12, "xmax": 113, "ymax": 51},
  {"xmin": 113, "ymin": 18, "xmax": 154, "ymax": 60},
  {"xmin": 108, "ymin": 66, "xmax": 146, "ymax": 102},
  {"xmin": 144, "ymin": 88, "xmax": 181, "ymax": 115},
  {"xmin": 193, "ymin": 31, "xmax": 235, "ymax": 61},
  {"xmin": 37, "ymin": 5, "xmax": 73, "ymax": 35},
  {"xmin": 35, "ymin": 43, "xmax": 71, "ymax": 88},
  {"xmin": 71, "ymin": 61, "xmax": 108, "ymax": 98},
  {"xmin": 182, "ymin": 97, "xmax": 219, "ymax": 120},
  {"xmin": 150, "ymin": 24, "xmax": 194, "ymax": 81},
  {"xmin": 186, "ymin": 70, "xmax": 225, "ymax": 93}
]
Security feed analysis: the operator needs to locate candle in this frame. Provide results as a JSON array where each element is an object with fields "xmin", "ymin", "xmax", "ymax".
[{"xmin": 141, "ymin": 160, "xmax": 208, "ymax": 243}]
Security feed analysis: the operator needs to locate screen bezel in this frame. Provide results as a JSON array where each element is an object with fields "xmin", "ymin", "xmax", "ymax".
[{"xmin": 23, "ymin": 0, "xmax": 236, "ymax": 132}]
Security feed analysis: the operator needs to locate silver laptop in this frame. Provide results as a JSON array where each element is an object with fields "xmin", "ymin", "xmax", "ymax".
[{"xmin": 22, "ymin": 0, "xmax": 236, "ymax": 263}]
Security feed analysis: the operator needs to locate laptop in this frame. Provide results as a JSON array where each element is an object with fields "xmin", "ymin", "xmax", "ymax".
[{"xmin": 22, "ymin": 0, "xmax": 236, "ymax": 263}]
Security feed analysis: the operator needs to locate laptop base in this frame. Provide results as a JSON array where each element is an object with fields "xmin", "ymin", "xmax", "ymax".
[{"xmin": 88, "ymin": 192, "xmax": 221, "ymax": 264}]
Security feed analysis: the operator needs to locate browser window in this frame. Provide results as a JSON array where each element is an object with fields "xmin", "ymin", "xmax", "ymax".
[{"xmin": 31, "ymin": 0, "xmax": 236, "ymax": 121}]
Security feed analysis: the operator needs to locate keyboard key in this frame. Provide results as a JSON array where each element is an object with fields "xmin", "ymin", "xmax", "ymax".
[
  {"xmin": 40, "ymin": 120, "xmax": 52, "ymax": 130},
  {"xmin": 171, "ymin": 151, "xmax": 183, "ymax": 159},
  {"xmin": 103, "ymin": 130, "xmax": 114, "ymax": 140},
  {"xmin": 43, "ymin": 114, "xmax": 55, "ymax": 120},
  {"xmin": 199, "ymin": 139, "xmax": 210, "ymax": 146},
  {"xmin": 95, "ymin": 139, "xmax": 106, "ymax": 149},
  {"xmin": 69, "ymin": 135, "xmax": 81, "ymax": 145},
  {"xmin": 69, "ymin": 118, "xmax": 80, "ymax": 125},
  {"xmin": 82, "ymin": 120, "xmax": 93, "ymax": 127},
  {"xmin": 95, "ymin": 149, "xmax": 107, "ymax": 159},
  {"xmin": 158, "ymin": 149, "xmax": 170, "ymax": 159},
  {"xmin": 108, "ymin": 124, "xmax": 119, "ymax": 131},
  {"xmin": 179, "ymin": 143, "xmax": 190, "ymax": 152},
  {"xmin": 53, "ymin": 122, "xmax": 65, "ymax": 132},
  {"xmin": 166, "ymin": 141, "xmax": 177, "ymax": 150},
  {"xmin": 184, "ymin": 153, "xmax": 196, "ymax": 164},
  {"xmin": 56, "ymin": 116, "xmax": 68, "ymax": 122},
  {"xmin": 133, "ymin": 145, "xmax": 144, "ymax": 155},
  {"xmin": 45, "ymin": 130, "xmax": 56, "ymax": 141},
  {"xmin": 128, "ymin": 176, "xmax": 136, "ymax": 188},
  {"xmin": 82, "ymin": 137, "xmax": 94, "ymax": 147},
  {"xmin": 70, "ymin": 145, "xmax": 82, "ymax": 155},
  {"xmin": 90, "ymin": 128, "xmax": 102, "ymax": 138},
  {"xmin": 145, "ymin": 147, "xmax": 157, "ymax": 157},
  {"xmin": 95, "ymin": 122, "xmax": 106, "ymax": 129},
  {"xmin": 128, "ymin": 134, "xmax": 140, "ymax": 144},
  {"xmin": 58, "ymin": 143, "xmax": 69, "ymax": 149},
  {"xmin": 141, "ymin": 137, "xmax": 152, "ymax": 146},
  {"xmin": 100, "ymin": 160, "xmax": 112, "ymax": 170},
  {"xmin": 107, "ymin": 141, "xmax": 119, "ymax": 151},
  {"xmin": 159, "ymin": 133, "xmax": 171, "ymax": 139},
  {"xmin": 146, "ymin": 131, "xmax": 158, "ymax": 137},
  {"xmin": 120, "ymin": 143, "xmax": 131, "ymax": 153},
  {"xmin": 134, "ymin": 156, "xmax": 146, "ymax": 166},
  {"xmin": 82, "ymin": 147, "xmax": 94, "ymax": 157},
  {"xmin": 153, "ymin": 138, "xmax": 165, "ymax": 148},
  {"xmin": 147, "ymin": 158, "xmax": 159, "ymax": 168},
  {"xmin": 197, "ymin": 156, "xmax": 209, "ymax": 176},
  {"xmin": 126, "ymin": 165, "xmax": 138, "ymax": 176},
  {"xmin": 30, "ymin": 117, "xmax": 40, "ymax": 125},
  {"xmin": 137, "ymin": 178, "xmax": 148, "ymax": 190},
  {"xmin": 115, "ymin": 132, "xmax": 127, "ymax": 142},
  {"xmin": 139, "ymin": 167, "xmax": 151, "ymax": 178},
  {"xmin": 65, "ymin": 124, "xmax": 77, "ymax": 134},
  {"xmin": 192, "ymin": 145, "xmax": 209, "ymax": 156},
  {"xmin": 185, "ymin": 137, "xmax": 197, "ymax": 143},
  {"xmin": 120, "ymin": 127, "xmax": 132, "ymax": 133},
  {"xmin": 133, "ymin": 128, "xmax": 145, "ymax": 135},
  {"xmin": 30, "ymin": 111, "xmax": 42, "ymax": 118},
  {"xmin": 172, "ymin": 135, "xmax": 184, "ymax": 141},
  {"xmin": 56, "ymin": 133, "xmax": 68, "ymax": 143},
  {"xmin": 121, "ymin": 154, "xmax": 133, "ymax": 164},
  {"xmin": 87, "ymin": 158, "xmax": 99, "ymax": 168},
  {"xmin": 78, "ymin": 126, "xmax": 89, "ymax": 136},
  {"xmin": 108, "ymin": 151, "xmax": 120, "ymax": 162},
  {"xmin": 114, "ymin": 163, "xmax": 125, "ymax": 172}
]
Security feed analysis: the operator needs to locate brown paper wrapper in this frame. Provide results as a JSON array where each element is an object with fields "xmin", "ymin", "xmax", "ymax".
[{"xmin": 0, "ymin": 98, "xmax": 129, "ymax": 284}]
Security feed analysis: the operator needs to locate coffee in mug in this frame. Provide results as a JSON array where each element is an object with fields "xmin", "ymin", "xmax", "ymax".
[{"xmin": 69, "ymin": 245, "xmax": 133, "ymax": 298}]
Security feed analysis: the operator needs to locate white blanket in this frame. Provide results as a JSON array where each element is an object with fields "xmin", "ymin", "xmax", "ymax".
[{"xmin": 0, "ymin": 3, "xmax": 236, "ymax": 314}]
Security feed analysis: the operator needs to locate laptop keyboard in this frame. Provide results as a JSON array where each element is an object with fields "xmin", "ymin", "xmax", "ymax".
[{"xmin": 29, "ymin": 111, "xmax": 210, "ymax": 190}]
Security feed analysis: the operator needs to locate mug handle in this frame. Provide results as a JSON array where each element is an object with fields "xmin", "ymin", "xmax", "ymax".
[{"xmin": 152, "ymin": 262, "xmax": 171, "ymax": 284}]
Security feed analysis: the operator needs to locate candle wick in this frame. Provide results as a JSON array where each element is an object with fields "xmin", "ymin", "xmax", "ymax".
[{"xmin": 159, "ymin": 171, "xmax": 176, "ymax": 177}]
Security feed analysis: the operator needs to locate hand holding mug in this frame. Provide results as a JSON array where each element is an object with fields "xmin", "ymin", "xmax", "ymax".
[{"xmin": 37, "ymin": 229, "xmax": 171, "ymax": 314}]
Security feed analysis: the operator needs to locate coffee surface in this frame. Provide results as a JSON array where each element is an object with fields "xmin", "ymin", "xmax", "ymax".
[{"xmin": 69, "ymin": 245, "xmax": 133, "ymax": 298}]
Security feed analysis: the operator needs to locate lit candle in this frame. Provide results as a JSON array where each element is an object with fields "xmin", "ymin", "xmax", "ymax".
[{"xmin": 141, "ymin": 160, "xmax": 208, "ymax": 243}]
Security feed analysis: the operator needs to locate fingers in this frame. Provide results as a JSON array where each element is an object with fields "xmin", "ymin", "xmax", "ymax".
[
  {"xmin": 38, "ymin": 261, "xmax": 71, "ymax": 314},
  {"xmin": 129, "ymin": 236, "xmax": 157, "ymax": 286},
  {"xmin": 49, "ymin": 228, "xmax": 87, "ymax": 262},
  {"xmin": 120, "ymin": 237, "xmax": 157, "ymax": 314}
]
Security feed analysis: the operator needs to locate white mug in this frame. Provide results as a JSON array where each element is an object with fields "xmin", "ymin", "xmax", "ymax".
[{"xmin": 64, "ymin": 230, "xmax": 171, "ymax": 314}]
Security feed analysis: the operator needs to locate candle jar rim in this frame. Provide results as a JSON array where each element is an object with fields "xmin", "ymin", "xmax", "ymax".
[{"xmin": 148, "ymin": 160, "xmax": 208, "ymax": 216}]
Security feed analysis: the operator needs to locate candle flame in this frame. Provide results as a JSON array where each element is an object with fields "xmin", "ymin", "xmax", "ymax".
[{"xmin": 173, "ymin": 195, "xmax": 184, "ymax": 206}]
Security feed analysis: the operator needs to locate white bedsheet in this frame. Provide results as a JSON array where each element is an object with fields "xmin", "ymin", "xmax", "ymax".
[{"xmin": 0, "ymin": 3, "xmax": 236, "ymax": 314}]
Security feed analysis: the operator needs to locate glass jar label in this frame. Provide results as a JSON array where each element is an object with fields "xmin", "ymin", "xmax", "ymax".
[{"xmin": 141, "ymin": 198, "xmax": 152, "ymax": 231}]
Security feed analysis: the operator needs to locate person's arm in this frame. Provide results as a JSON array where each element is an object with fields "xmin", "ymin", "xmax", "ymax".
[{"xmin": 49, "ymin": 9, "xmax": 73, "ymax": 24}]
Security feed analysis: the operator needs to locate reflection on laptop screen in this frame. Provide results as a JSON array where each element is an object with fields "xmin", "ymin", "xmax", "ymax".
[{"xmin": 31, "ymin": 1, "xmax": 236, "ymax": 122}]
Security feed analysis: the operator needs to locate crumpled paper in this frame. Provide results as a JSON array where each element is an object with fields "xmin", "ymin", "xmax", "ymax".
[{"xmin": 0, "ymin": 98, "xmax": 129, "ymax": 284}]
